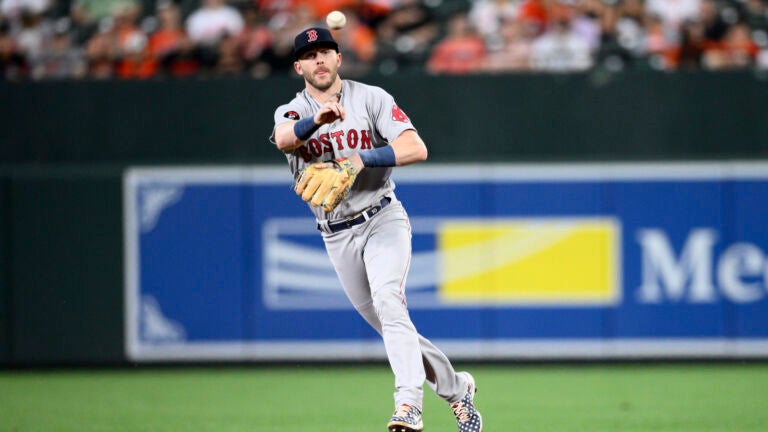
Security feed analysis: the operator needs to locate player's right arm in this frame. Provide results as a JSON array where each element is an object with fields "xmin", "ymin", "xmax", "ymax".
[
  {"xmin": 273, "ymin": 121, "xmax": 307, "ymax": 152},
  {"xmin": 273, "ymin": 96, "xmax": 345, "ymax": 152}
]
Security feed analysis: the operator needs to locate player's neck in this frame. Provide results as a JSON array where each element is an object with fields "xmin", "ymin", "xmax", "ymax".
[{"xmin": 306, "ymin": 77, "xmax": 343, "ymax": 104}]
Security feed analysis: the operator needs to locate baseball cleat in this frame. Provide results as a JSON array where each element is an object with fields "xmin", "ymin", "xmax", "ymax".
[
  {"xmin": 451, "ymin": 372, "xmax": 483, "ymax": 432},
  {"xmin": 387, "ymin": 403, "xmax": 424, "ymax": 432}
]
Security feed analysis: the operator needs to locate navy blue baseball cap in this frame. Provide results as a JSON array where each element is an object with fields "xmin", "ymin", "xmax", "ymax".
[{"xmin": 293, "ymin": 27, "xmax": 339, "ymax": 59}]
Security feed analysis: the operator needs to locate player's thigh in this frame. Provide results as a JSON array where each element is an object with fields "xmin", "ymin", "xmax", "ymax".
[
  {"xmin": 323, "ymin": 230, "xmax": 371, "ymax": 307},
  {"xmin": 363, "ymin": 209, "xmax": 412, "ymax": 294}
]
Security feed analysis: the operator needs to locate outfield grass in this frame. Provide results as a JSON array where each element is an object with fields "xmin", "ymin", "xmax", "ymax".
[{"xmin": 1, "ymin": 363, "xmax": 766, "ymax": 432}]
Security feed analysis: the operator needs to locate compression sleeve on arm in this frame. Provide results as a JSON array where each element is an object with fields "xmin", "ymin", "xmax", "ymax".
[
  {"xmin": 358, "ymin": 145, "xmax": 397, "ymax": 167},
  {"xmin": 293, "ymin": 117, "xmax": 321, "ymax": 140}
]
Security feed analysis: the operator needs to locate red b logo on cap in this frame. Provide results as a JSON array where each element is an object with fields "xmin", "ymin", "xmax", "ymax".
[{"xmin": 307, "ymin": 29, "xmax": 318, "ymax": 42}]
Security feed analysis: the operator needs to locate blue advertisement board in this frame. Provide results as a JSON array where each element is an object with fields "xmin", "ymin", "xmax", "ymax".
[{"xmin": 124, "ymin": 163, "xmax": 768, "ymax": 361}]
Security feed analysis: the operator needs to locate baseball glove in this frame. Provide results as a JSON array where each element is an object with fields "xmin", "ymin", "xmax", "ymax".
[{"xmin": 294, "ymin": 158, "xmax": 358, "ymax": 212}]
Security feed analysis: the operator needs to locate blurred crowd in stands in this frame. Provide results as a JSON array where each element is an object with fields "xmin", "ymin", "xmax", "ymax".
[{"xmin": 1, "ymin": 0, "xmax": 767, "ymax": 80}]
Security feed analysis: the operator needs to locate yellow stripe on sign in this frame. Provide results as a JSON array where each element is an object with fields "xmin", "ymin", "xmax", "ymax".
[{"xmin": 437, "ymin": 219, "xmax": 620, "ymax": 304}]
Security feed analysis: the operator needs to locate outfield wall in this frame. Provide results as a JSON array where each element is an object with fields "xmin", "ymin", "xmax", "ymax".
[
  {"xmin": 123, "ymin": 162, "xmax": 768, "ymax": 362},
  {"xmin": 0, "ymin": 168, "xmax": 125, "ymax": 365},
  {"xmin": 0, "ymin": 178, "xmax": 9, "ymax": 362},
  {"xmin": 3, "ymin": 161, "xmax": 768, "ymax": 365},
  {"xmin": 2, "ymin": 72, "xmax": 768, "ymax": 165},
  {"xmin": 1, "ymin": 72, "xmax": 768, "ymax": 365}
]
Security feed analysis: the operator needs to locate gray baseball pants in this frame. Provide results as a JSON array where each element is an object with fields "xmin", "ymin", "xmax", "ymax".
[{"xmin": 322, "ymin": 197, "xmax": 467, "ymax": 410}]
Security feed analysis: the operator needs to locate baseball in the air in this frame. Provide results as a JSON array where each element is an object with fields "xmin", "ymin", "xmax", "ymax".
[{"xmin": 326, "ymin": 10, "xmax": 347, "ymax": 30}]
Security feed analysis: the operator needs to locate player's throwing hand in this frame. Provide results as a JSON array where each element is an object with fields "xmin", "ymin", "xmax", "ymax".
[{"xmin": 315, "ymin": 93, "xmax": 345, "ymax": 125}]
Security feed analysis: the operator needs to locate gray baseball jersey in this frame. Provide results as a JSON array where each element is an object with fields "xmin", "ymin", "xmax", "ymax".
[{"xmin": 271, "ymin": 79, "xmax": 415, "ymax": 220}]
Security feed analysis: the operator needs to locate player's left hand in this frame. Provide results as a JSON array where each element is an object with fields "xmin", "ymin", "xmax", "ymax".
[
  {"xmin": 314, "ymin": 153, "xmax": 363, "ymax": 172},
  {"xmin": 294, "ymin": 158, "xmax": 358, "ymax": 212}
]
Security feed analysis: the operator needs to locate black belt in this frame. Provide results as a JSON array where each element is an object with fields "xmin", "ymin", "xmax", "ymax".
[{"xmin": 320, "ymin": 197, "xmax": 391, "ymax": 233}]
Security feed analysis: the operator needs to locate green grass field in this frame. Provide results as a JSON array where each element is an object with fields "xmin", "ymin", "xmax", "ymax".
[{"xmin": 1, "ymin": 363, "xmax": 767, "ymax": 432}]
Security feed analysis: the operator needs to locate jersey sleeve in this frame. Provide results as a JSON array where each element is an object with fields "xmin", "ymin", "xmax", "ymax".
[
  {"xmin": 270, "ymin": 102, "xmax": 307, "ymax": 145},
  {"xmin": 369, "ymin": 86, "xmax": 416, "ymax": 144}
]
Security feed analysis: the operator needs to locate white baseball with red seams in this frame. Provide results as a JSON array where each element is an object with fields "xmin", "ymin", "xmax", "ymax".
[{"xmin": 326, "ymin": 10, "xmax": 347, "ymax": 29}]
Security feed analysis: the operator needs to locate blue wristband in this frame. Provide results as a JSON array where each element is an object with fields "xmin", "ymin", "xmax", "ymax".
[
  {"xmin": 358, "ymin": 145, "xmax": 397, "ymax": 167},
  {"xmin": 293, "ymin": 117, "xmax": 321, "ymax": 140}
]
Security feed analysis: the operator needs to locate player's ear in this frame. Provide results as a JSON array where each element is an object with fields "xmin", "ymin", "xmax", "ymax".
[
  {"xmin": 293, "ymin": 61, "xmax": 303, "ymax": 76},
  {"xmin": 336, "ymin": 51, "xmax": 342, "ymax": 67}
]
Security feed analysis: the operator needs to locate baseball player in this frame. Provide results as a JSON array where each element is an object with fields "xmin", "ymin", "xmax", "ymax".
[{"xmin": 270, "ymin": 27, "xmax": 483, "ymax": 432}]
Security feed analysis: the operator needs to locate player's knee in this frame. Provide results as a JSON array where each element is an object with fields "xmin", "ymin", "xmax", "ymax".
[{"xmin": 372, "ymin": 290, "xmax": 408, "ymax": 324}]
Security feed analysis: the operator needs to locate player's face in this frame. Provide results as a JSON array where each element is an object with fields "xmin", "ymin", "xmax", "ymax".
[{"xmin": 295, "ymin": 47, "xmax": 341, "ymax": 91}]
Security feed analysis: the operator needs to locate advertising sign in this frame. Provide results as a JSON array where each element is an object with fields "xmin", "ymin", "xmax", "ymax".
[{"xmin": 124, "ymin": 163, "xmax": 768, "ymax": 360}]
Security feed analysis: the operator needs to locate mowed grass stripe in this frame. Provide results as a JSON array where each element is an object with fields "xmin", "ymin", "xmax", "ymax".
[{"xmin": 0, "ymin": 364, "xmax": 766, "ymax": 432}]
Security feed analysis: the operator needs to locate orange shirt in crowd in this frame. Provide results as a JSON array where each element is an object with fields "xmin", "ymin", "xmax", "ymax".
[
  {"xmin": 115, "ymin": 56, "xmax": 158, "ymax": 79},
  {"xmin": 517, "ymin": 0, "xmax": 549, "ymax": 31},
  {"xmin": 149, "ymin": 30, "xmax": 199, "ymax": 76},
  {"xmin": 427, "ymin": 36, "xmax": 486, "ymax": 74},
  {"xmin": 296, "ymin": 0, "xmax": 358, "ymax": 18},
  {"xmin": 331, "ymin": 23, "xmax": 377, "ymax": 62}
]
